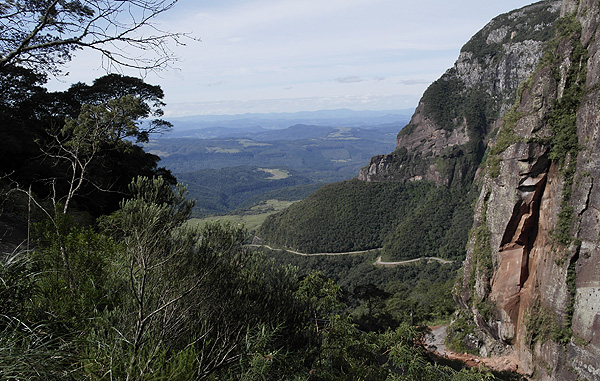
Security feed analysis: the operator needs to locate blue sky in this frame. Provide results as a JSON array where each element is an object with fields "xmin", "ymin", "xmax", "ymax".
[{"xmin": 47, "ymin": 0, "xmax": 540, "ymax": 117}]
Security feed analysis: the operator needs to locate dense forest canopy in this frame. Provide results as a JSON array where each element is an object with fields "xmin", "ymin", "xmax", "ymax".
[
  {"xmin": 0, "ymin": 68, "xmax": 175, "ymax": 217},
  {"xmin": 258, "ymin": 177, "xmax": 477, "ymax": 260}
]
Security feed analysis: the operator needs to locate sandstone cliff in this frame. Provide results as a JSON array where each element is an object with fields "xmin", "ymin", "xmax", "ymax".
[{"xmin": 453, "ymin": 0, "xmax": 600, "ymax": 379}]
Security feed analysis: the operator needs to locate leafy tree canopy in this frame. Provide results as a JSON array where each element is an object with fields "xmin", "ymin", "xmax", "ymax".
[{"xmin": 0, "ymin": 71, "xmax": 174, "ymax": 216}]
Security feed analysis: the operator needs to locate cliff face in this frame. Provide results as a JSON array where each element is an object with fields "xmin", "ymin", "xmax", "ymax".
[
  {"xmin": 354, "ymin": 0, "xmax": 600, "ymax": 377},
  {"xmin": 358, "ymin": 1, "xmax": 561, "ymax": 185},
  {"xmin": 454, "ymin": 0, "xmax": 600, "ymax": 378}
]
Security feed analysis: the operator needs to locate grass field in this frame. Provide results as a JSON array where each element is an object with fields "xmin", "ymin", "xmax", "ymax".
[
  {"xmin": 258, "ymin": 168, "xmax": 290, "ymax": 179},
  {"xmin": 188, "ymin": 199, "xmax": 297, "ymax": 232}
]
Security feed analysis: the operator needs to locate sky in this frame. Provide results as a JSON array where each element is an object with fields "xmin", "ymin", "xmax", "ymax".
[{"xmin": 46, "ymin": 0, "xmax": 540, "ymax": 117}]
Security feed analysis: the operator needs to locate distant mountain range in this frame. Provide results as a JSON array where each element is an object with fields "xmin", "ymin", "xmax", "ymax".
[
  {"xmin": 164, "ymin": 108, "xmax": 414, "ymax": 137},
  {"xmin": 161, "ymin": 122, "xmax": 404, "ymax": 141}
]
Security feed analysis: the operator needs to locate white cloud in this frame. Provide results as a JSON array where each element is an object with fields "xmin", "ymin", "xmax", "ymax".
[
  {"xmin": 46, "ymin": 0, "xmax": 538, "ymax": 116},
  {"xmin": 335, "ymin": 76, "xmax": 364, "ymax": 84}
]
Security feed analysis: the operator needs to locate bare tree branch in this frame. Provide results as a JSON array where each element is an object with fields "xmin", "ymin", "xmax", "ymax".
[{"xmin": 0, "ymin": 0, "xmax": 193, "ymax": 75}]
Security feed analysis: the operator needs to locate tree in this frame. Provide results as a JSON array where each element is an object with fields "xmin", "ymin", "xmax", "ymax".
[
  {"xmin": 96, "ymin": 177, "xmax": 290, "ymax": 379},
  {"xmin": 98, "ymin": 176, "xmax": 206, "ymax": 379},
  {"xmin": 0, "ymin": 65, "xmax": 49, "ymax": 194},
  {"xmin": 42, "ymin": 92, "xmax": 171, "ymax": 214},
  {"xmin": 58, "ymin": 74, "xmax": 170, "ymax": 123},
  {"xmin": 13, "ymin": 73, "xmax": 174, "ymax": 294},
  {"xmin": 353, "ymin": 283, "xmax": 390, "ymax": 317},
  {"xmin": 0, "ymin": 72, "xmax": 174, "ymax": 216},
  {"xmin": 0, "ymin": 0, "xmax": 189, "ymax": 75}
]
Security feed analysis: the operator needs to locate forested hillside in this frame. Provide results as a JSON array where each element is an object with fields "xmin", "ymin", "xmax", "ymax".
[
  {"xmin": 263, "ymin": 249, "xmax": 461, "ymax": 332},
  {"xmin": 259, "ymin": 179, "xmax": 475, "ymax": 260},
  {"xmin": 176, "ymin": 166, "xmax": 315, "ymax": 216}
]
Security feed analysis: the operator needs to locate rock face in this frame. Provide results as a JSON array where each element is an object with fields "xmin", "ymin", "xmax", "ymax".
[
  {"xmin": 454, "ymin": 0, "xmax": 600, "ymax": 378},
  {"xmin": 355, "ymin": 0, "xmax": 600, "ymax": 378},
  {"xmin": 358, "ymin": 1, "xmax": 561, "ymax": 185}
]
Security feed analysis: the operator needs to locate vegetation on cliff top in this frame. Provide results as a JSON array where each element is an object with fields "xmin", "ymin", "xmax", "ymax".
[{"xmin": 461, "ymin": 1, "xmax": 558, "ymax": 63}]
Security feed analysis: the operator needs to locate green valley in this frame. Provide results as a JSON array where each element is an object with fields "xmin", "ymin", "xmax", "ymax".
[
  {"xmin": 257, "ymin": 178, "xmax": 477, "ymax": 260},
  {"xmin": 189, "ymin": 199, "xmax": 298, "ymax": 232},
  {"xmin": 148, "ymin": 122, "xmax": 404, "ymax": 216}
]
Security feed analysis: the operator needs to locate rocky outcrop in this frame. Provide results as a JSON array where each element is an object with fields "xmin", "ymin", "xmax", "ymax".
[
  {"xmin": 358, "ymin": 1, "xmax": 561, "ymax": 185},
  {"xmin": 455, "ymin": 0, "xmax": 600, "ymax": 379}
]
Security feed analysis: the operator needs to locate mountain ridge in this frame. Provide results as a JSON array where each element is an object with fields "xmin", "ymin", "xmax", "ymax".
[
  {"xmin": 258, "ymin": 0, "xmax": 562, "ymax": 262},
  {"xmin": 358, "ymin": 0, "xmax": 561, "ymax": 185},
  {"xmin": 165, "ymin": 108, "xmax": 414, "ymax": 133}
]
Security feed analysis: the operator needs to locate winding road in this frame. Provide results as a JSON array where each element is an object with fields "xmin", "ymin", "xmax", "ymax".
[
  {"xmin": 248, "ymin": 244, "xmax": 379, "ymax": 256},
  {"xmin": 249, "ymin": 244, "xmax": 454, "ymax": 266},
  {"xmin": 374, "ymin": 256, "xmax": 454, "ymax": 266}
]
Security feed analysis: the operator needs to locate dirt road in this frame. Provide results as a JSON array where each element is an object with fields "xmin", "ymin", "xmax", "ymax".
[
  {"xmin": 250, "ymin": 245, "xmax": 455, "ymax": 266},
  {"xmin": 374, "ymin": 256, "xmax": 454, "ymax": 266},
  {"xmin": 248, "ymin": 244, "xmax": 380, "ymax": 256},
  {"xmin": 426, "ymin": 325, "xmax": 449, "ymax": 356}
]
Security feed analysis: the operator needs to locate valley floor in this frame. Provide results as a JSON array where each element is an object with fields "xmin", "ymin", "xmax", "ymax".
[{"xmin": 426, "ymin": 326, "xmax": 524, "ymax": 377}]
